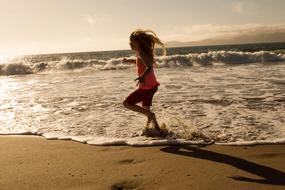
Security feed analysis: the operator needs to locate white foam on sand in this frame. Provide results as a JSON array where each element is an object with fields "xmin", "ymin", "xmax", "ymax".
[{"xmin": 1, "ymin": 130, "xmax": 285, "ymax": 146}]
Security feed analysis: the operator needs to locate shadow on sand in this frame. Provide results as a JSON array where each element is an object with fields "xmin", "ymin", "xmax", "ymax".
[{"xmin": 160, "ymin": 145, "xmax": 285, "ymax": 186}]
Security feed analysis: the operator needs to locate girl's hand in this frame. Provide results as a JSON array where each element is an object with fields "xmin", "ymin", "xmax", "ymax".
[
  {"xmin": 122, "ymin": 58, "xmax": 128, "ymax": 63},
  {"xmin": 122, "ymin": 58, "xmax": 136, "ymax": 64},
  {"xmin": 135, "ymin": 76, "xmax": 145, "ymax": 86}
]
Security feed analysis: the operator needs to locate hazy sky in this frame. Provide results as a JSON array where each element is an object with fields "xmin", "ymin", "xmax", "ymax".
[{"xmin": 0, "ymin": 0, "xmax": 285, "ymax": 56}]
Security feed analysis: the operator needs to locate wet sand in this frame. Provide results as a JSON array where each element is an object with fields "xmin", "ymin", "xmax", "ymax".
[{"xmin": 0, "ymin": 135, "xmax": 285, "ymax": 190}]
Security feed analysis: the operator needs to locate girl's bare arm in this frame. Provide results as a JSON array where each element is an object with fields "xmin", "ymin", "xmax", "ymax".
[
  {"xmin": 135, "ymin": 51, "xmax": 153, "ymax": 85},
  {"xmin": 139, "ymin": 51, "xmax": 153, "ymax": 77},
  {"xmin": 122, "ymin": 58, "xmax": 136, "ymax": 64}
]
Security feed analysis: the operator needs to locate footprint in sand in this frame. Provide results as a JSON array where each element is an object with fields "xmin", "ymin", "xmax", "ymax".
[
  {"xmin": 118, "ymin": 158, "xmax": 144, "ymax": 165},
  {"xmin": 111, "ymin": 179, "xmax": 142, "ymax": 190}
]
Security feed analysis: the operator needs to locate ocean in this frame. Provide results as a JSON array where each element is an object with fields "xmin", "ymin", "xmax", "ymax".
[{"xmin": 0, "ymin": 42, "xmax": 284, "ymax": 146}]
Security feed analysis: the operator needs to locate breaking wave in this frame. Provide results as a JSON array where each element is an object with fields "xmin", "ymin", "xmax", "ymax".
[
  {"xmin": 0, "ymin": 63, "xmax": 33, "ymax": 75},
  {"xmin": 0, "ymin": 51, "xmax": 284, "ymax": 76},
  {"xmin": 156, "ymin": 51, "xmax": 285, "ymax": 66}
]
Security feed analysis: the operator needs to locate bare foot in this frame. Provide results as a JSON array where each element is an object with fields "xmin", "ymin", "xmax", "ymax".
[
  {"xmin": 141, "ymin": 127, "xmax": 162, "ymax": 137},
  {"xmin": 148, "ymin": 112, "xmax": 161, "ymax": 132}
]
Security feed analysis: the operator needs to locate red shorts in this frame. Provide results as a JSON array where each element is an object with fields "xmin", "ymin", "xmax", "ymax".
[{"xmin": 125, "ymin": 86, "xmax": 158, "ymax": 107}]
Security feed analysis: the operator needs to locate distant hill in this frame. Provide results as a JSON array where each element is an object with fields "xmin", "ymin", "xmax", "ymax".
[{"xmin": 165, "ymin": 31, "xmax": 285, "ymax": 47}]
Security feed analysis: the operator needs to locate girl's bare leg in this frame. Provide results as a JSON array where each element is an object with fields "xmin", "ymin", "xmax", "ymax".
[
  {"xmin": 150, "ymin": 113, "xmax": 161, "ymax": 131},
  {"xmin": 142, "ymin": 106, "xmax": 160, "ymax": 130},
  {"xmin": 123, "ymin": 101, "xmax": 160, "ymax": 130},
  {"xmin": 123, "ymin": 100, "xmax": 150, "ymax": 117},
  {"xmin": 142, "ymin": 105, "xmax": 151, "ymax": 126}
]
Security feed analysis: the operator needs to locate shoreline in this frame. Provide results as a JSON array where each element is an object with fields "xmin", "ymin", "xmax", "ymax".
[
  {"xmin": 1, "ymin": 135, "xmax": 285, "ymax": 190},
  {"xmin": 1, "ymin": 133, "xmax": 285, "ymax": 146}
]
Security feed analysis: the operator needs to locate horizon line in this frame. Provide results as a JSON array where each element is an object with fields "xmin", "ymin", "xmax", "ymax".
[{"xmin": 14, "ymin": 41, "xmax": 285, "ymax": 57}]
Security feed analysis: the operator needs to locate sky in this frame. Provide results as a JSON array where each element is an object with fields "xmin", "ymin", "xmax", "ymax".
[{"xmin": 0, "ymin": 0, "xmax": 285, "ymax": 56}]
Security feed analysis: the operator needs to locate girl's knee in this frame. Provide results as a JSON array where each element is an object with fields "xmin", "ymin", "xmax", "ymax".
[
  {"xmin": 123, "ymin": 100, "xmax": 130, "ymax": 107},
  {"xmin": 143, "ymin": 105, "xmax": 150, "ymax": 111}
]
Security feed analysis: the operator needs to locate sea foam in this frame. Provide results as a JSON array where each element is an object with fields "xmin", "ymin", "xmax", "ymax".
[{"xmin": 1, "ymin": 47, "xmax": 284, "ymax": 147}]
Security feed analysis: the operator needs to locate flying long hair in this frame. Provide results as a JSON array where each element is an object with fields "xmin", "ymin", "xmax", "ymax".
[{"xmin": 130, "ymin": 29, "xmax": 166, "ymax": 64}]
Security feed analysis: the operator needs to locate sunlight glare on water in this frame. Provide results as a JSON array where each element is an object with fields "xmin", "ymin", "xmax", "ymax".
[{"xmin": 0, "ymin": 44, "xmax": 284, "ymax": 145}]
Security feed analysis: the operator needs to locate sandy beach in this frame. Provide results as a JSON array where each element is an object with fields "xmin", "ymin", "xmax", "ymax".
[
  {"xmin": 0, "ymin": 136, "xmax": 284, "ymax": 190},
  {"xmin": 1, "ymin": 0, "xmax": 285, "ymax": 189}
]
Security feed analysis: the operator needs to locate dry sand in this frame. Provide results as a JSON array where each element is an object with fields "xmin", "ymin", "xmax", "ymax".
[{"xmin": 0, "ymin": 135, "xmax": 285, "ymax": 190}]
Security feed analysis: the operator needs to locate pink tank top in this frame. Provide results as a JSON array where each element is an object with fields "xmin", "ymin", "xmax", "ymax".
[{"xmin": 136, "ymin": 57, "xmax": 160, "ymax": 89}]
